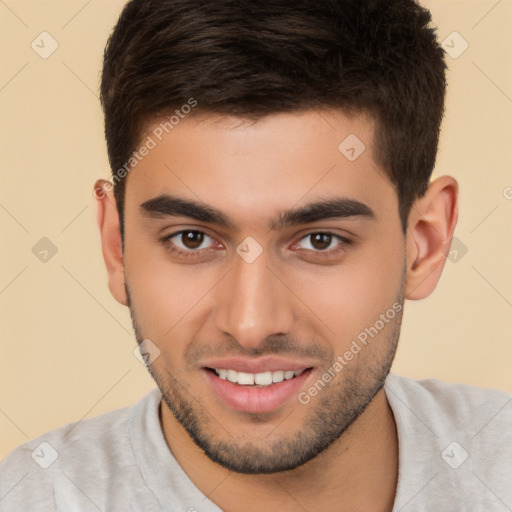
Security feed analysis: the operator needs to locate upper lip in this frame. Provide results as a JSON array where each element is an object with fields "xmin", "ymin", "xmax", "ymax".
[{"xmin": 201, "ymin": 356, "xmax": 314, "ymax": 374}]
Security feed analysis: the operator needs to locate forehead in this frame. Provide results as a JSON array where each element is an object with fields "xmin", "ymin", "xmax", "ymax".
[{"xmin": 124, "ymin": 109, "xmax": 397, "ymax": 228}]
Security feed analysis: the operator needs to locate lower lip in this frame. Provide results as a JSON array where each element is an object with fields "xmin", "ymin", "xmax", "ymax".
[{"xmin": 203, "ymin": 368, "xmax": 312, "ymax": 414}]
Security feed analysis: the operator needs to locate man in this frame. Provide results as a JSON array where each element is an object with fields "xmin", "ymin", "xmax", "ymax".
[{"xmin": 1, "ymin": 0, "xmax": 510, "ymax": 510}]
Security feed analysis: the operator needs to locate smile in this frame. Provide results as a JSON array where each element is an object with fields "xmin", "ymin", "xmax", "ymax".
[
  {"xmin": 203, "ymin": 366, "xmax": 313, "ymax": 414},
  {"xmin": 212, "ymin": 368, "xmax": 305, "ymax": 387}
]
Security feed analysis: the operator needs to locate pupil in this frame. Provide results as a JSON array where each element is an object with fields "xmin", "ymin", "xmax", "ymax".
[
  {"xmin": 183, "ymin": 231, "xmax": 204, "ymax": 249},
  {"xmin": 311, "ymin": 233, "xmax": 331, "ymax": 250}
]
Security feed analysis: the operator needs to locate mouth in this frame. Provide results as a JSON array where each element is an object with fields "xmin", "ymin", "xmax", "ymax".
[
  {"xmin": 202, "ymin": 365, "xmax": 314, "ymax": 414},
  {"xmin": 206, "ymin": 367, "xmax": 308, "ymax": 387}
]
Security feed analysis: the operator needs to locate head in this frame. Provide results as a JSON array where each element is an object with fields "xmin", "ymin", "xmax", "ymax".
[{"xmin": 95, "ymin": 0, "xmax": 458, "ymax": 474}]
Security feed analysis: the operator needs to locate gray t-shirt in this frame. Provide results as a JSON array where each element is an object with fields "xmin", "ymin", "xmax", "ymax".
[{"xmin": 1, "ymin": 373, "xmax": 511, "ymax": 511}]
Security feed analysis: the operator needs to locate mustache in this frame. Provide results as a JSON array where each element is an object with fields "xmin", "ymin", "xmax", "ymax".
[{"xmin": 183, "ymin": 334, "xmax": 332, "ymax": 365}]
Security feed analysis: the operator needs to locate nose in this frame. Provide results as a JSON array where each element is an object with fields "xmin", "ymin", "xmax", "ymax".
[{"xmin": 213, "ymin": 248, "xmax": 295, "ymax": 348}]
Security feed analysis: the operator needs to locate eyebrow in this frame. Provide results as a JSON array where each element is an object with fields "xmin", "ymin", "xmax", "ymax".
[{"xmin": 140, "ymin": 194, "xmax": 375, "ymax": 230}]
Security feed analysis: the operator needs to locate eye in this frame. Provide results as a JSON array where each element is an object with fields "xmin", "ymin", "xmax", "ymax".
[
  {"xmin": 164, "ymin": 230, "xmax": 216, "ymax": 252},
  {"xmin": 294, "ymin": 232, "xmax": 349, "ymax": 253}
]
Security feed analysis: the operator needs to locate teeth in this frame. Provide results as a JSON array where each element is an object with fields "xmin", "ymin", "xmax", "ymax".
[
  {"xmin": 237, "ymin": 372, "xmax": 254, "ymax": 385},
  {"xmin": 255, "ymin": 371, "xmax": 273, "ymax": 385},
  {"xmin": 213, "ymin": 368, "xmax": 305, "ymax": 386}
]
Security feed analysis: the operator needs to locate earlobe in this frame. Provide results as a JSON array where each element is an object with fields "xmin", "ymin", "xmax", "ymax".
[
  {"xmin": 405, "ymin": 176, "xmax": 459, "ymax": 300},
  {"xmin": 94, "ymin": 179, "xmax": 129, "ymax": 306}
]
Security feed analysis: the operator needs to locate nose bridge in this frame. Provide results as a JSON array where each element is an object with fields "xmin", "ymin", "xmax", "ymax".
[{"xmin": 214, "ymin": 250, "xmax": 294, "ymax": 347}]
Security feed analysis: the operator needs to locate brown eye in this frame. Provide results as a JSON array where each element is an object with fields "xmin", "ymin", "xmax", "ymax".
[
  {"xmin": 310, "ymin": 233, "xmax": 332, "ymax": 250},
  {"xmin": 181, "ymin": 230, "xmax": 204, "ymax": 249},
  {"xmin": 165, "ymin": 230, "xmax": 215, "ymax": 253},
  {"xmin": 294, "ymin": 232, "xmax": 349, "ymax": 254}
]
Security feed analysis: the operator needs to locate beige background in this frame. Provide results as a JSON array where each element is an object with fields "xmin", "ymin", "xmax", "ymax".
[{"xmin": 1, "ymin": 0, "xmax": 511, "ymax": 460}]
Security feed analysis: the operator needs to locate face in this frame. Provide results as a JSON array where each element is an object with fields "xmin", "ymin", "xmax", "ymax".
[{"xmin": 122, "ymin": 110, "xmax": 406, "ymax": 474}]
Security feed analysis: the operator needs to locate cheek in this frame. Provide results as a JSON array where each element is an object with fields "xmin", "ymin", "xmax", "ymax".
[
  {"xmin": 288, "ymin": 242, "xmax": 404, "ymax": 348},
  {"xmin": 124, "ymin": 242, "xmax": 222, "ymax": 339}
]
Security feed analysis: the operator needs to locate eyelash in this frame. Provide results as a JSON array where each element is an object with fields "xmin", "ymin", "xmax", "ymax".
[{"xmin": 160, "ymin": 230, "xmax": 352, "ymax": 260}]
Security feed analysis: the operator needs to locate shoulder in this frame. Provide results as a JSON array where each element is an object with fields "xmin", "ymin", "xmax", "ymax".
[
  {"xmin": 386, "ymin": 373, "xmax": 512, "ymax": 413},
  {"xmin": 385, "ymin": 373, "xmax": 512, "ymax": 436},
  {"xmin": 386, "ymin": 374, "xmax": 512, "ymax": 511},
  {"xmin": 0, "ymin": 389, "xmax": 161, "ymax": 511}
]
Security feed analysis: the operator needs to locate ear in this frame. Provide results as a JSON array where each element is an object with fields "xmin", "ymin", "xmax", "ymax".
[
  {"xmin": 94, "ymin": 179, "xmax": 128, "ymax": 306},
  {"xmin": 405, "ymin": 176, "xmax": 459, "ymax": 300}
]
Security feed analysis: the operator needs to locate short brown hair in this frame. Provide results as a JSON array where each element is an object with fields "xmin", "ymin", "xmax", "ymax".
[{"xmin": 100, "ymin": 0, "xmax": 447, "ymax": 235}]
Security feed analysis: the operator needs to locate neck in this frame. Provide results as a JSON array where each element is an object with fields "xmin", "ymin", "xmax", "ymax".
[{"xmin": 160, "ymin": 388, "xmax": 398, "ymax": 512}]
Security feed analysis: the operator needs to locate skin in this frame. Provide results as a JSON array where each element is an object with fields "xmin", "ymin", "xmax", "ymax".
[{"xmin": 95, "ymin": 109, "xmax": 458, "ymax": 511}]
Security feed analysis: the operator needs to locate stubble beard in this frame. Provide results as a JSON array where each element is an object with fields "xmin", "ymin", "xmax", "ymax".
[{"xmin": 126, "ymin": 279, "xmax": 404, "ymax": 474}]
